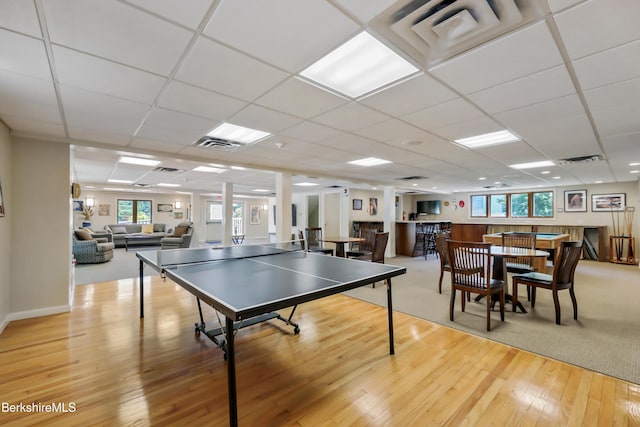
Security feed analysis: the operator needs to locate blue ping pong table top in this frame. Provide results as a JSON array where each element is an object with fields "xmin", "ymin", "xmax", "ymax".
[{"xmin": 137, "ymin": 245, "xmax": 406, "ymax": 321}]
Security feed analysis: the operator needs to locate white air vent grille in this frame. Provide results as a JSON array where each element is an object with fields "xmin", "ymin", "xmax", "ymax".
[
  {"xmin": 557, "ymin": 154, "xmax": 605, "ymax": 165},
  {"xmin": 371, "ymin": 0, "xmax": 546, "ymax": 66},
  {"xmin": 152, "ymin": 166, "xmax": 186, "ymax": 173},
  {"xmin": 194, "ymin": 136, "xmax": 244, "ymax": 151}
]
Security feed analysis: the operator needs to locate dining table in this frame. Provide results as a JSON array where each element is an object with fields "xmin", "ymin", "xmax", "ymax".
[
  {"xmin": 319, "ymin": 236, "xmax": 365, "ymax": 257},
  {"xmin": 475, "ymin": 245, "xmax": 550, "ymax": 313}
]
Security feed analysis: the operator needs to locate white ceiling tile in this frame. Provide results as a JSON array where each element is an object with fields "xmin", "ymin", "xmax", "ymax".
[
  {"xmin": 402, "ymin": 98, "xmax": 484, "ymax": 131},
  {"xmin": 311, "ymin": 102, "xmax": 389, "ymax": 132},
  {"xmin": 430, "ymin": 21, "xmax": 564, "ymax": 94},
  {"xmin": 255, "ymin": 77, "xmax": 348, "ymax": 119},
  {"xmin": 3, "ymin": 115, "xmax": 65, "ymax": 137},
  {"xmin": 432, "ymin": 116, "xmax": 504, "ymax": 141},
  {"xmin": 330, "ymin": 0, "xmax": 396, "ymax": 23},
  {"xmin": 0, "ymin": 71, "xmax": 59, "ymax": 121},
  {"xmin": 230, "ymin": 105, "xmax": 302, "ymax": 133},
  {"xmin": 354, "ymin": 119, "xmax": 426, "ymax": 144},
  {"xmin": 68, "ymin": 126, "xmax": 132, "ymax": 146},
  {"xmin": 175, "ymin": 36, "xmax": 289, "ymax": 101},
  {"xmin": 158, "ymin": 81, "xmax": 247, "ymax": 120},
  {"xmin": 0, "ymin": 0, "xmax": 41, "ymax": 37},
  {"xmin": 584, "ymin": 77, "xmax": 640, "ymax": 110},
  {"xmin": 137, "ymin": 107, "xmax": 216, "ymax": 145},
  {"xmin": 360, "ymin": 73, "xmax": 458, "ymax": 116},
  {"xmin": 572, "ymin": 39, "xmax": 640, "ymax": 90},
  {"xmin": 279, "ymin": 121, "xmax": 344, "ymax": 143},
  {"xmin": 0, "ymin": 29, "xmax": 51, "ymax": 80},
  {"xmin": 554, "ymin": 0, "xmax": 640, "ymax": 60},
  {"xmin": 547, "ymin": 0, "xmax": 583, "ymax": 13},
  {"xmin": 468, "ymin": 66, "xmax": 575, "ymax": 113},
  {"xmin": 43, "ymin": 0, "xmax": 193, "ymax": 75},
  {"xmin": 130, "ymin": 137, "xmax": 186, "ymax": 154},
  {"xmin": 52, "ymin": 46, "xmax": 166, "ymax": 104},
  {"xmin": 126, "ymin": 0, "xmax": 215, "ymax": 29},
  {"xmin": 590, "ymin": 104, "xmax": 640, "ymax": 138},
  {"xmin": 476, "ymin": 141, "xmax": 544, "ymax": 165},
  {"xmin": 203, "ymin": 0, "xmax": 360, "ymax": 72}
]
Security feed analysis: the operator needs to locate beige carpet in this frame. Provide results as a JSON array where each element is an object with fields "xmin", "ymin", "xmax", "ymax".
[
  {"xmin": 76, "ymin": 248, "xmax": 640, "ymax": 385},
  {"xmin": 345, "ymin": 255, "xmax": 640, "ymax": 385}
]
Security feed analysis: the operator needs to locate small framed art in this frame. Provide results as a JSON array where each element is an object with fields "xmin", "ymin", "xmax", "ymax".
[{"xmin": 564, "ymin": 190, "xmax": 587, "ymax": 212}]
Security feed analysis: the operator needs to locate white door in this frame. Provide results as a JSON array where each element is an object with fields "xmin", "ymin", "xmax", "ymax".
[{"xmin": 324, "ymin": 193, "xmax": 340, "ymax": 237}]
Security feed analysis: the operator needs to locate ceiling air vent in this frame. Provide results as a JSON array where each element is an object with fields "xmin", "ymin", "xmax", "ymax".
[
  {"xmin": 194, "ymin": 136, "xmax": 243, "ymax": 151},
  {"xmin": 557, "ymin": 154, "xmax": 605, "ymax": 165},
  {"xmin": 152, "ymin": 166, "xmax": 186, "ymax": 173},
  {"xmin": 397, "ymin": 176, "xmax": 429, "ymax": 181},
  {"xmin": 134, "ymin": 183, "xmax": 151, "ymax": 187},
  {"xmin": 370, "ymin": 0, "xmax": 546, "ymax": 66}
]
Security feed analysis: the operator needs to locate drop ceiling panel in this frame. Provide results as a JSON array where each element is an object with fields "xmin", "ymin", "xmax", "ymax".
[
  {"xmin": 0, "ymin": 0, "xmax": 41, "ymax": 37},
  {"xmin": 360, "ymin": 74, "xmax": 458, "ymax": 117},
  {"xmin": 68, "ymin": 127, "xmax": 133, "ymax": 146},
  {"xmin": 0, "ymin": 29, "xmax": 51, "ymax": 80},
  {"xmin": 43, "ymin": 0, "xmax": 193, "ymax": 75},
  {"xmin": 572, "ymin": 40, "xmax": 640, "ymax": 90},
  {"xmin": 354, "ymin": 119, "xmax": 427, "ymax": 144},
  {"xmin": 401, "ymin": 98, "xmax": 484, "ymax": 131},
  {"xmin": 60, "ymin": 85, "xmax": 150, "ymax": 134},
  {"xmin": 477, "ymin": 141, "xmax": 544, "ymax": 165},
  {"xmin": 429, "ymin": 21, "xmax": 564, "ymax": 94},
  {"xmin": 311, "ymin": 102, "xmax": 389, "ymax": 132},
  {"xmin": 52, "ymin": 46, "xmax": 167, "ymax": 104},
  {"xmin": 590, "ymin": 103, "xmax": 640, "ymax": 138},
  {"xmin": 279, "ymin": 121, "xmax": 344, "ymax": 143},
  {"xmin": 431, "ymin": 116, "xmax": 504, "ymax": 141},
  {"xmin": 0, "ymin": 72, "xmax": 60, "ymax": 123},
  {"xmin": 330, "ymin": 0, "xmax": 396, "ymax": 24},
  {"xmin": 158, "ymin": 81, "xmax": 247, "ymax": 120},
  {"xmin": 255, "ymin": 77, "xmax": 348, "ymax": 119},
  {"xmin": 229, "ymin": 105, "xmax": 303, "ymax": 134},
  {"xmin": 175, "ymin": 37, "xmax": 289, "ymax": 102},
  {"xmin": 554, "ymin": 0, "xmax": 640, "ymax": 60},
  {"xmin": 130, "ymin": 137, "xmax": 188, "ymax": 154},
  {"xmin": 203, "ymin": 0, "xmax": 359, "ymax": 73},
  {"xmin": 127, "ymin": 0, "xmax": 214, "ymax": 29},
  {"xmin": 136, "ymin": 107, "xmax": 216, "ymax": 145},
  {"xmin": 4, "ymin": 116, "xmax": 66, "ymax": 137},
  {"xmin": 468, "ymin": 66, "xmax": 575, "ymax": 114}
]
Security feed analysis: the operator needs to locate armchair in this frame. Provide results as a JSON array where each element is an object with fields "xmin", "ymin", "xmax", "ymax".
[
  {"xmin": 72, "ymin": 230, "xmax": 114, "ymax": 264},
  {"xmin": 161, "ymin": 222, "xmax": 193, "ymax": 249}
]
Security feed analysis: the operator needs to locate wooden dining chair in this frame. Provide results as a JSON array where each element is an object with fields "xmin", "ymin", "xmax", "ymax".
[
  {"xmin": 353, "ymin": 232, "xmax": 389, "ymax": 288},
  {"xmin": 447, "ymin": 240, "xmax": 505, "ymax": 331},
  {"xmin": 300, "ymin": 229, "xmax": 333, "ymax": 255},
  {"xmin": 511, "ymin": 241, "xmax": 583, "ymax": 324},
  {"xmin": 346, "ymin": 228, "xmax": 376, "ymax": 258},
  {"xmin": 502, "ymin": 232, "xmax": 537, "ymax": 301},
  {"xmin": 434, "ymin": 232, "xmax": 451, "ymax": 294}
]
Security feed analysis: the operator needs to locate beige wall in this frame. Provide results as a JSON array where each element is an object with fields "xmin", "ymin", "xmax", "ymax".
[
  {"xmin": 0, "ymin": 122, "xmax": 10, "ymax": 332},
  {"xmin": 8, "ymin": 137, "xmax": 71, "ymax": 319}
]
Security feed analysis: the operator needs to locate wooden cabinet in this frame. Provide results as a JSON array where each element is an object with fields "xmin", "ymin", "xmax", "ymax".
[{"xmin": 450, "ymin": 223, "xmax": 488, "ymax": 242}]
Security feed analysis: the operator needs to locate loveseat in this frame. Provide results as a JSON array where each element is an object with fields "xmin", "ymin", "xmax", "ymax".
[
  {"xmin": 160, "ymin": 221, "xmax": 193, "ymax": 249},
  {"xmin": 105, "ymin": 223, "xmax": 169, "ymax": 248},
  {"xmin": 72, "ymin": 230, "xmax": 115, "ymax": 264}
]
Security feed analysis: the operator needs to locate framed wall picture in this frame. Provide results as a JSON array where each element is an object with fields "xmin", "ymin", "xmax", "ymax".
[
  {"xmin": 352, "ymin": 199, "xmax": 362, "ymax": 210},
  {"xmin": 564, "ymin": 190, "xmax": 587, "ymax": 212},
  {"xmin": 98, "ymin": 204, "xmax": 110, "ymax": 216},
  {"xmin": 591, "ymin": 193, "xmax": 626, "ymax": 212},
  {"xmin": 369, "ymin": 198, "xmax": 378, "ymax": 216},
  {"xmin": 250, "ymin": 205, "xmax": 260, "ymax": 224},
  {"xmin": 0, "ymin": 180, "xmax": 4, "ymax": 217},
  {"xmin": 157, "ymin": 203, "xmax": 173, "ymax": 212}
]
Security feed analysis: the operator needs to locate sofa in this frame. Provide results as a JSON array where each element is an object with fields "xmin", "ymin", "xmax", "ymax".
[
  {"xmin": 161, "ymin": 222, "xmax": 194, "ymax": 249},
  {"xmin": 105, "ymin": 223, "xmax": 169, "ymax": 248},
  {"xmin": 72, "ymin": 230, "xmax": 115, "ymax": 264}
]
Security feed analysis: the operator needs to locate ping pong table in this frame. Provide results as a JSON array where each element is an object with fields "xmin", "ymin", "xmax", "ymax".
[{"xmin": 136, "ymin": 242, "xmax": 406, "ymax": 426}]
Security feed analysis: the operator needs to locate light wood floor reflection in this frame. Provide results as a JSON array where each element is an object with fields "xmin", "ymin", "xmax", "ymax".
[{"xmin": 1, "ymin": 276, "xmax": 639, "ymax": 426}]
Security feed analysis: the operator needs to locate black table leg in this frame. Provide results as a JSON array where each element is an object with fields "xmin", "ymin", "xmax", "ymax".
[
  {"xmin": 139, "ymin": 259, "xmax": 144, "ymax": 318},
  {"xmin": 226, "ymin": 316, "xmax": 238, "ymax": 427},
  {"xmin": 386, "ymin": 278, "xmax": 394, "ymax": 355}
]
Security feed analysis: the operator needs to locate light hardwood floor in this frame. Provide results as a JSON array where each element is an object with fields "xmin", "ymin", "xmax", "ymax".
[{"xmin": 1, "ymin": 276, "xmax": 639, "ymax": 426}]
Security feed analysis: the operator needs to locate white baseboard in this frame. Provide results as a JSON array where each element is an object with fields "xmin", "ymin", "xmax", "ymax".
[
  {"xmin": 6, "ymin": 305, "xmax": 71, "ymax": 322},
  {"xmin": 0, "ymin": 316, "xmax": 8, "ymax": 335}
]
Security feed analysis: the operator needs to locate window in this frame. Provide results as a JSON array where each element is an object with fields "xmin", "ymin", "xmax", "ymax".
[
  {"xmin": 469, "ymin": 191, "xmax": 554, "ymax": 219},
  {"xmin": 117, "ymin": 199, "xmax": 152, "ymax": 224},
  {"xmin": 205, "ymin": 201, "xmax": 245, "ymax": 234},
  {"xmin": 490, "ymin": 194, "xmax": 507, "ymax": 217}
]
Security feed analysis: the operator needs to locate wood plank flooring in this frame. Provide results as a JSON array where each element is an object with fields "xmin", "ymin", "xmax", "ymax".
[{"xmin": 1, "ymin": 276, "xmax": 639, "ymax": 426}]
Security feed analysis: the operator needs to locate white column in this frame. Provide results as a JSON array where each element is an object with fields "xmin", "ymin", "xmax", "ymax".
[
  {"xmin": 222, "ymin": 182, "xmax": 233, "ymax": 246},
  {"xmin": 384, "ymin": 186, "xmax": 396, "ymax": 257},
  {"xmin": 275, "ymin": 172, "xmax": 292, "ymax": 242},
  {"xmin": 190, "ymin": 191, "xmax": 202, "ymax": 245}
]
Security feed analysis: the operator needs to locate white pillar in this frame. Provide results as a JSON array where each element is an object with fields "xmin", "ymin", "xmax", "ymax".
[
  {"xmin": 191, "ymin": 191, "xmax": 202, "ymax": 246},
  {"xmin": 384, "ymin": 186, "xmax": 396, "ymax": 257},
  {"xmin": 275, "ymin": 172, "xmax": 292, "ymax": 242},
  {"xmin": 222, "ymin": 182, "xmax": 233, "ymax": 246}
]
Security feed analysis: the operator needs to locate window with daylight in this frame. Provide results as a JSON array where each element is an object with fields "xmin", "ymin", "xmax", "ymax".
[
  {"xmin": 470, "ymin": 191, "xmax": 554, "ymax": 219},
  {"xmin": 117, "ymin": 199, "xmax": 152, "ymax": 224}
]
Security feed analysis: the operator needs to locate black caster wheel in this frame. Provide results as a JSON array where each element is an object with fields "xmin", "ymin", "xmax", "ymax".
[{"xmin": 294, "ymin": 326, "xmax": 300, "ymax": 334}]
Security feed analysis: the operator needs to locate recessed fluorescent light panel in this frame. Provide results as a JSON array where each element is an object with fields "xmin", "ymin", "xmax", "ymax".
[
  {"xmin": 509, "ymin": 160, "xmax": 555, "ymax": 169},
  {"xmin": 157, "ymin": 183, "xmax": 180, "ymax": 187},
  {"xmin": 294, "ymin": 182, "xmax": 319, "ymax": 187},
  {"xmin": 348, "ymin": 157, "xmax": 392, "ymax": 167},
  {"xmin": 107, "ymin": 179, "xmax": 134, "ymax": 184},
  {"xmin": 300, "ymin": 31, "xmax": 419, "ymax": 98},
  {"xmin": 119, "ymin": 156, "xmax": 161, "ymax": 167},
  {"xmin": 454, "ymin": 130, "xmax": 520, "ymax": 148},
  {"xmin": 207, "ymin": 123, "xmax": 270, "ymax": 144},
  {"xmin": 193, "ymin": 166, "xmax": 226, "ymax": 173}
]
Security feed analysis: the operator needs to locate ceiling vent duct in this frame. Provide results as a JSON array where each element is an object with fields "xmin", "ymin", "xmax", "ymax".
[
  {"xmin": 397, "ymin": 175, "xmax": 429, "ymax": 181},
  {"xmin": 194, "ymin": 136, "xmax": 244, "ymax": 151},
  {"xmin": 557, "ymin": 154, "xmax": 605, "ymax": 165},
  {"xmin": 370, "ymin": 0, "xmax": 547, "ymax": 66}
]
